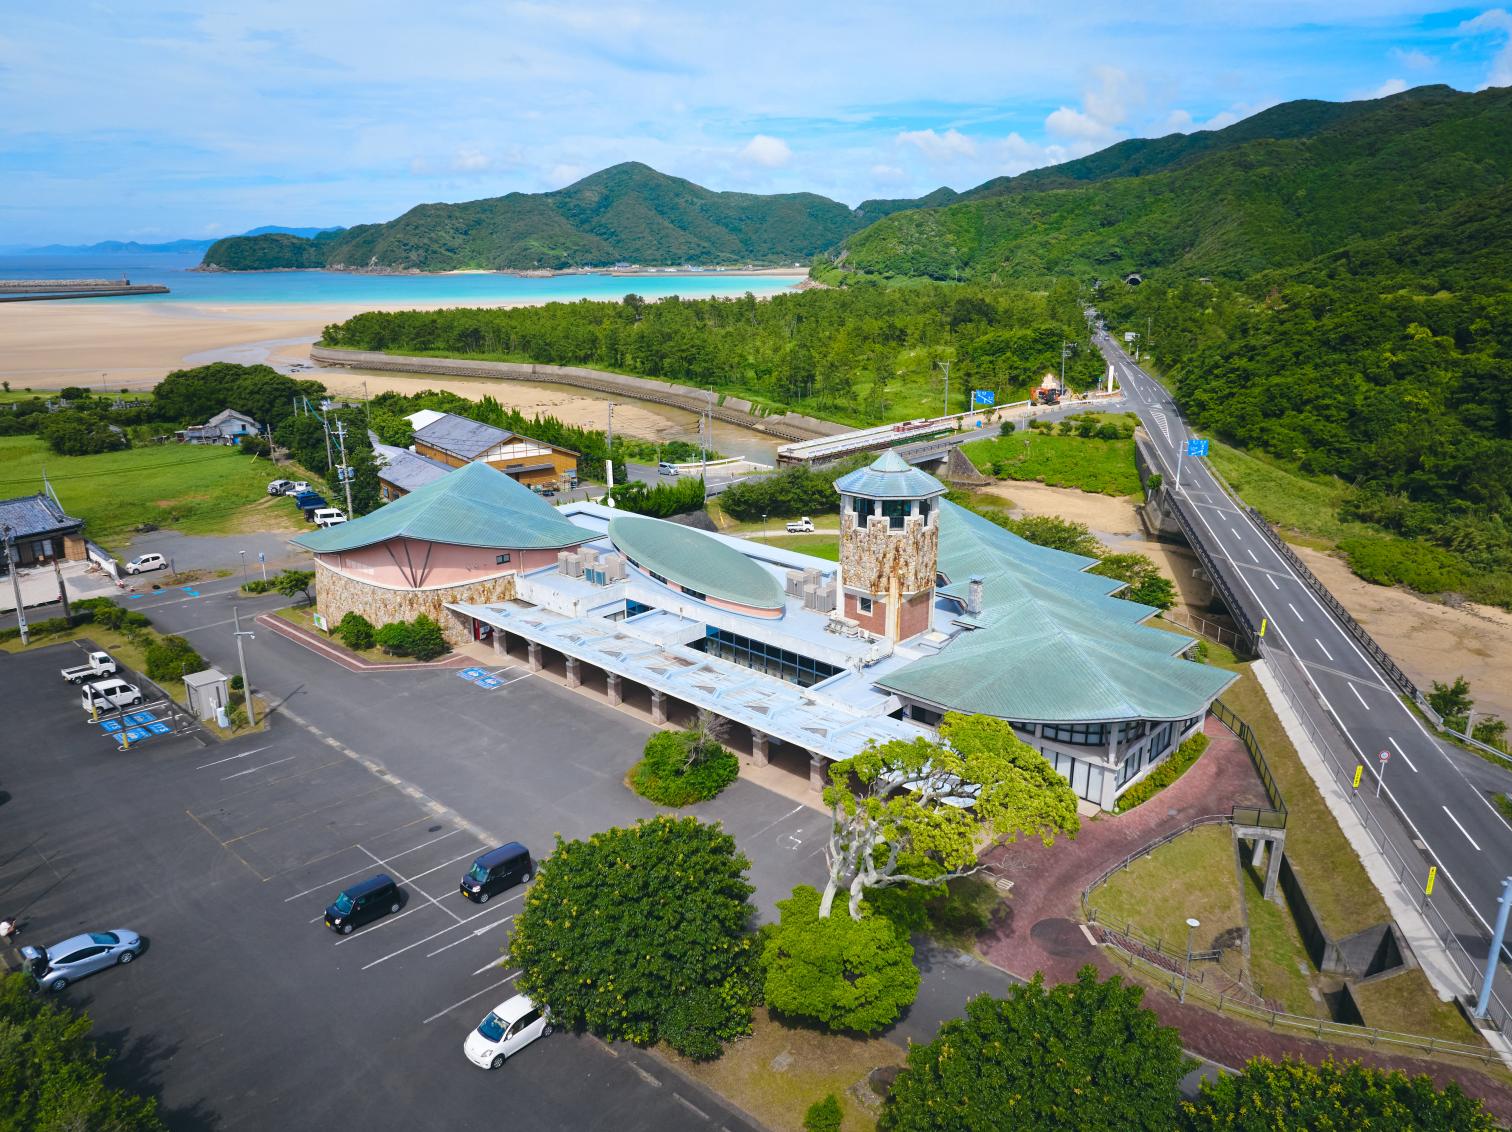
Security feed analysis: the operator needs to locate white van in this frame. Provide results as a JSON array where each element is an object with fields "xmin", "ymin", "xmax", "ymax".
[
  {"xmin": 312, "ymin": 508, "xmax": 347, "ymax": 527},
  {"xmin": 82, "ymin": 678, "xmax": 143, "ymax": 713},
  {"xmin": 657, "ymin": 462, "xmax": 680, "ymax": 476}
]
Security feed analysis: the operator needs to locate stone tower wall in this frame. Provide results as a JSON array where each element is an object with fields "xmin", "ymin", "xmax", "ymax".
[
  {"xmin": 313, "ymin": 559, "xmax": 517, "ymax": 646},
  {"xmin": 839, "ymin": 511, "xmax": 939, "ymax": 597}
]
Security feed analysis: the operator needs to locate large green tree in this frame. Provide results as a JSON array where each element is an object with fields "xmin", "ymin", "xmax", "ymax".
[
  {"xmin": 153, "ymin": 362, "xmax": 324, "ymax": 428},
  {"xmin": 820, "ymin": 713, "xmax": 1079, "ymax": 920},
  {"xmin": 1180, "ymin": 1056, "xmax": 1493, "ymax": 1131},
  {"xmin": 506, "ymin": 816, "xmax": 760, "ymax": 1059},
  {"xmin": 880, "ymin": 967, "xmax": 1190, "ymax": 1132}
]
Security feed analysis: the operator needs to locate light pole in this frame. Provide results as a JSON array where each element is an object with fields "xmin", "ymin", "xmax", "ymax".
[
  {"xmin": 239, "ymin": 549, "xmax": 248, "ymax": 587},
  {"xmin": 1180, "ymin": 917, "xmax": 1200, "ymax": 1003},
  {"xmin": 605, "ymin": 402, "xmax": 616, "ymax": 508},
  {"xmin": 1474, "ymin": 876, "xmax": 1511, "ymax": 1019},
  {"xmin": 1060, "ymin": 341, "xmax": 1070, "ymax": 392},
  {"xmin": 232, "ymin": 606, "xmax": 257, "ymax": 728},
  {"xmin": 333, "ymin": 420, "xmax": 355, "ymax": 517},
  {"xmin": 3, "ymin": 525, "xmax": 26, "ymax": 646},
  {"xmin": 937, "ymin": 360, "xmax": 951, "ymax": 419},
  {"xmin": 1375, "ymin": 748, "xmax": 1389, "ymax": 798}
]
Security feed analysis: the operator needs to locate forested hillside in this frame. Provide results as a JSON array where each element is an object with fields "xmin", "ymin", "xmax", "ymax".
[
  {"xmin": 319, "ymin": 284, "xmax": 1102, "ymax": 426},
  {"xmin": 203, "ymin": 163, "xmax": 890, "ymax": 272}
]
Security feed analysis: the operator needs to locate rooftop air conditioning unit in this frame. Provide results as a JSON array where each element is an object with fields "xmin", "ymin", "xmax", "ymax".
[
  {"xmin": 785, "ymin": 569, "xmax": 807, "ymax": 598},
  {"xmin": 558, "ymin": 551, "xmax": 583, "ymax": 577}
]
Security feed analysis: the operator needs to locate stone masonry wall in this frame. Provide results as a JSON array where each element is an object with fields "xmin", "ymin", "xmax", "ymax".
[
  {"xmin": 314, "ymin": 560, "xmax": 516, "ymax": 647},
  {"xmin": 839, "ymin": 511, "xmax": 939, "ymax": 596}
]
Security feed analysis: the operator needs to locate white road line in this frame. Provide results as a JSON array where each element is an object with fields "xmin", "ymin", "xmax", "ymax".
[
  {"xmin": 1246, "ymin": 547, "xmax": 1259, "ymax": 564},
  {"xmin": 1386, "ymin": 737, "xmax": 1418, "ymax": 773},
  {"xmin": 1313, "ymin": 638, "xmax": 1334, "ymax": 662},
  {"xmin": 1348, "ymin": 682, "xmax": 1371, "ymax": 711},
  {"xmin": 223, "ymin": 755, "xmax": 296, "ymax": 780},
  {"xmin": 749, "ymin": 804, "xmax": 806, "ymax": 840},
  {"xmin": 473, "ymin": 959, "xmax": 507, "ymax": 976},
  {"xmin": 1287, "ymin": 602, "xmax": 1303, "ymax": 623},
  {"xmin": 427, "ymin": 913, "xmax": 516, "ymax": 958},
  {"xmin": 197, "ymin": 745, "xmax": 271, "ymax": 770},
  {"xmin": 1442, "ymin": 807, "xmax": 1482, "ymax": 851},
  {"xmin": 177, "ymin": 617, "xmax": 241, "ymax": 635},
  {"xmin": 1229, "ymin": 527, "xmax": 1241, "ymax": 541},
  {"xmin": 360, "ymin": 902, "xmax": 505, "ymax": 967},
  {"xmin": 1267, "ymin": 575, "xmax": 1280, "ymax": 590},
  {"xmin": 423, "ymin": 972, "xmax": 520, "ymax": 1025},
  {"xmin": 284, "ymin": 829, "xmax": 463, "ymax": 901},
  {"xmin": 358, "ymin": 845, "xmax": 470, "ymax": 922}
]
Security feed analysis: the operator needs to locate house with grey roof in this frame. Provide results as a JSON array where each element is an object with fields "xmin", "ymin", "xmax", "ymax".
[
  {"xmin": 411, "ymin": 411, "xmax": 578, "ymax": 491},
  {"xmin": 176, "ymin": 408, "xmax": 260, "ymax": 445},
  {"xmin": 0, "ymin": 492, "xmax": 85, "ymax": 572}
]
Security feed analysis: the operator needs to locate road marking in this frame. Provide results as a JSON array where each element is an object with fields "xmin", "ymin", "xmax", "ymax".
[
  {"xmin": 749, "ymin": 804, "xmax": 806, "ymax": 840},
  {"xmin": 1313, "ymin": 638, "xmax": 1334, "ymax": 662},
  {"xmin": 1229, "ymin": 527, "xmax": 1241, "ymax": 541},
  {"xmin": 1287, "ymin": 602, "xmax": 1303, "ymax": 623},
  {"xmin": 1246, "ymin": 547, "xmax": 1259, "ymax": 564},
  {"xmin": 1267, "ymin": 575, "xmax": 1280, "ymax": 590},
  {"xmin": 422, "ymin": 971, "xmax": 520, "ymax": 1026},
  {"xmin": 283, "ymin": 829, "xmax": 464, "ymax": 901},
  {"xmin": 1386, "ymin": 737, "xmax": 1417, "ymax": 773},
  {"xmin": 223, "ymin": 755, "xmax": 297, "ymax": 780},
  {"xmin": 1347, "ymin": 682, "xmax": 1371, "ymax": 710},
  {"xmin": 473, "ymin": 958, "xmax": 508, "ymax": 976},
  {"xmin": 360, "ymin": 901, "xmax": 514, "ymax": 968},
  {"xmin": 359, "ymin": 845, "xmax": 465, "ymax": 923},
  {"xmin": 427, "ymin": 913, "xmax": 516, "ymax": 958},
  {"xmin": 1441, "ymin": 807, "xmax": 1482, "ymax": 851},
  {"xmin": 196, "ymin": 745, "xmax": 272, "ymax": 769}
]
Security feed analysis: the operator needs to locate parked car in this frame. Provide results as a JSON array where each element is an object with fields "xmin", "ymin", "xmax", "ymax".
[
  {"xmin": 287, "ymin": 480, "xmax": 311, "ymax": 495},
  {"xmin": 458, "ymin": 843, "xmax": 533, "ymax": 904},
  {"xmin": 61, "ymin": 650, "xmax": 118, "ymax": 684},
  {"xmin": 266, "ymin": 478, "xmax": 294, "ymax": 496},
  {"xmin": 81, "ymin": 678, "xmax": 143, "ymax": 713},
  {"xmin": 785, "ymin": 517, "xmax": 815, "ymax": 533},
  {"xmin": 312, "ymin": 507, "xmax": 347, "ymax": 527},
  {"xmin": 324, "ymin": 874, "xmax": 401, "ymax": 935},
  {"xmin": 21, "ymin": 930, "xmax": 142, "ymax": 991},
  {"xmin": 463, "ymin": 993, "xmax": 552, "ymax": 1069},
  {"xmin": 658, "ymin": 461, "xmax": 680, "ymax": 476},
  {"xmin": 124, "ymin": 552, "xmax": 167, "ymax": 575}
]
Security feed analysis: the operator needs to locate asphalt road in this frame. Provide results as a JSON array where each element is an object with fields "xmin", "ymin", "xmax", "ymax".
[{"xmin": 1095, "ymin": 332, "xmax": 1512, "ymax": 980}]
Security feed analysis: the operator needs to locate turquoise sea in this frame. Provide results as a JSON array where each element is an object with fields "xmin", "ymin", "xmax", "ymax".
[{"xmin": 0, "ymin": 252, "xmax": 800, "ymax": 306}]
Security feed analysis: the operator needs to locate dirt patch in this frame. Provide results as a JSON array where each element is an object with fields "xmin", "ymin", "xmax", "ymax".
[{"xmin": 1294, "ymin": 545, "xmax": 1512, "ymax": 724}]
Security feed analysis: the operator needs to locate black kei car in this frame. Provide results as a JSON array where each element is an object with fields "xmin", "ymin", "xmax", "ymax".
[
  {"xmin": 324, "ymin": 874, "xmax": 401, "ymax": 934},
  {"xmin": 459, "ymin": 844, "xmax": 533, "ymax": 904}
]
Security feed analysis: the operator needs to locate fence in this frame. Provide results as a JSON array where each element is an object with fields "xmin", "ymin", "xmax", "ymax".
[
  {"xmin": 1262, "ymin": 645, "xmax": 1511, "ymax": 1034},
  {"xmin": 1162, "ymin": 493, "xmax": 1259, "ymax": 658},
  {"xmin": 1159, "ymin": 607, "xmax": 1247, "ymax": 652},
  {"xmin": 1210, "ymin": 699, "xmax": 1288, "ymax": 826}
]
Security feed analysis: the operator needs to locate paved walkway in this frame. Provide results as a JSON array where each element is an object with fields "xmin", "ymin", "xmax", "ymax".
[{"xmin": 975, "ymin": 717, "xmax": 1512, "ymax": 1119}]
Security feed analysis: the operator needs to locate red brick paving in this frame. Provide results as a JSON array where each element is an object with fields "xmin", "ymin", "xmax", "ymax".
[{"xmin": 975, "ymin": 717, "xmax": 1512, "ymax": 1120}]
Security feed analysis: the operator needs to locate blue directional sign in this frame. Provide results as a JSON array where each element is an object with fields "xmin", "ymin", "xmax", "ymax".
[
  {"xmin": 971, "ymin": 389, "xmax": 995, "ymax": 406},
  {"xmin": 1186, "ymin": 438, "xmax": 1210, "ymax": 458}
]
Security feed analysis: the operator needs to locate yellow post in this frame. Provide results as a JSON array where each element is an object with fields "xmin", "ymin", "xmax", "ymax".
[
  {"xmin": 1258, "ymin": 617, "xmax": 1268, "ymax": 639},
  {"xmin": 1425, "ymin": 866, "xmax": 1437, "ymax": 896},
  {"xmin": 1352, "ymin": 765, "xmax": 1363, "ymax": 789}
]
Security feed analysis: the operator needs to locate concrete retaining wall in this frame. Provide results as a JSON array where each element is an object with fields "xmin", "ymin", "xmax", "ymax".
[
  {"xmin": 314, "ymin": 560, "xmax": 517, "ymax": 646},
  {"xmin": 309, "ymin": 347, "xmax": 848, "ymax": 442}
]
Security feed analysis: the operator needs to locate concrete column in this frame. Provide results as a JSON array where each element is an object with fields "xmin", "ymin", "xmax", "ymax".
[
  {"xmin": 809, "ymin": 753, "xmax": 827, "ymax": 792},
  {"xmin": 1251, "ymin": 836, "xmax": 1266, "ymax": 868},
  {"xmin": 527, "ymin": 641, "xmax": 542, "ymax": 672},
  {"xmin": 492, "ymin": 629, "xmax": 503, "ymax": 656},
  {"xmin": 1263, "ymin": 835, "xmax": 1285, "ymax": 903},
  {"xmin": 650, "ymin": 690, "xmax": 667, "ymax": 725},
  {"xmin": 564, "ymin": 656, "xmax": 581, "ymax": 688},
  {"xmin": 606, "ymin": 673, "xmax": 622, "ymax": 706},
  {"xmin": 750, "ymin": 729, "xmax": 770, "ymax": 768}
]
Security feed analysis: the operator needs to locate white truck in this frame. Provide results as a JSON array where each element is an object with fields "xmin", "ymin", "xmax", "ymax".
[
  {"xmin": 81, "ymin": 678, "xmax": 143, "ymax": 713},
  {"xmin": 785, "ymin": 517, "xmax": 815, "ymax": 533},
  {"xmin": 61, "ymin": 651, "xmax": 119, "ymax": 684}
]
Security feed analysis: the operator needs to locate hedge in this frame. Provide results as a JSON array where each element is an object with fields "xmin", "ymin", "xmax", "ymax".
[
  {"xmin": 630, "ymin": 730, "xmax": 739, "ymax": 806},
  {"xmin": 1115, "ymin": 732, "xmax": 1211, "ymax": 813}
]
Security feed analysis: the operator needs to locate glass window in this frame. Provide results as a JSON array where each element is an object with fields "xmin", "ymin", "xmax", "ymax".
[
  {"xmin": 1041, "ymin": 722, "xmax": 1110, "ymax": 746},
  {"xmin": 882, "ymin": 499, "xmax": 909, "ymax": 529},
  {"xmin": 918, "ymin": 499, "xmax": 931, "ymax": 523},
  {"xmin": 852, "ymin": 497, "xmax": 872, "ymax": 523},
  {"xmin": 495, "ymin": 552, "xmax": 511, "ymax": 565},
  {"xmin": 858, "ymin": 596, "xmax": 873, "ymax": 614},
  {"xmin": 1150, "ymin": 722, "xmax": 1174, "ymax": 759}
]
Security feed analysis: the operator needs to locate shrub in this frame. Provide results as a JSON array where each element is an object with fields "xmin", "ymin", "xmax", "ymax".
[
  {"xmin": 1340, "ymin": 535, "xmax": 1468, "ymax": 594},
  {"xmin": 407, "ymin": 614, "xmax": 449, "ymax": 661},
  {"xmin": 121, "ymin": 611, "xmax": 151, "ymax": 630},
  {"xmin": 145, "ymin": 634, "xmax": 207, "ymax": 682},
  {"xmin": 229, "ymin": 674, "xmax": 244, "ymax": 691},
  {"xmin": 1115, "ymin": 733, "xmax": 1210, "ymax": 813},
  {"xmin": 630, "ymin": 730, "xmax": 739, "ymax": 806},
  {"xmin": 804, "ymin": 1094, "xmax": 844, "ymax": 1132},
  {"xmin": 998, "ymin": 419, "xmax": 1017, "ymax": 436},
  {"xmin": 336, "ymin": 612, "xmax": 375, "ymax": 651},
  {"xmin": 241, "ymin": 578, "xmax": 274, "ymax": 594},
  {"xmin": 719, "ymin": 465, "xmax": 840, "ymax": 521},
  {"xmin": 374, "ymin": 621, "xmax": 415, "ymax": 656},
  {"xmin": 239, "ymin": 436, "xmax": 271, "ymax": 458}
]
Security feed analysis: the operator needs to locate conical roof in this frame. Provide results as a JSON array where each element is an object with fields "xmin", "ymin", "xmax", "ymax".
[{"xmin": 832, "ymin": 449, "xmax": 947, "ymax": 500}]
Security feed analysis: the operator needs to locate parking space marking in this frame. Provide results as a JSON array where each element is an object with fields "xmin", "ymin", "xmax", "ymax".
[
  {"xmin": 359, "ymin": 902, "xmax": 507, "ymax": 968},
  {"xmin": 283, "ymin": 828, "xmax": 464, "ymax": 901},
  {"xmin": 184, "ymin": 808, "xmax": 268, "ymax": 881},
  {"xmin": 359, "ymin": 845, "xmax": 464, "ymax": 923},
  {"xmin": 216, "ymin": 782, "xmax": 393, "ymax": 845},
  {"xmin": 223, "ymin": 755, "xmax": 297, "ymax": 780},
  {"xmin": 472, "ymin": 959, "xmax": 507, "ymax": 976},
  {"xmin": 749, "ymin": 804, "xmax": 806, "ymax": 840},
  {"xmin": 422, "ymin": 971, "xmax": 520, "ymax": 1026},
  {"xmin": 425, "ymin": 907, "xmax": 520, "ymax": 958}
]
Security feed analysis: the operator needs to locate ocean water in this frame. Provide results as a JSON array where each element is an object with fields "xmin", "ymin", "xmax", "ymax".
[{"xmin": 0, "ymin": 252, "xmax": 800, "ymax": 306}]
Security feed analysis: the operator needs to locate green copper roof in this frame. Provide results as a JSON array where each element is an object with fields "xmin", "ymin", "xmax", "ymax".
[
  {"xmin": 292, "ymin": 460, "xmax": 586, "ymax": 554},
  {"xmin": 609, "ymin": 513, "xmax": 785, "ymax": 611},
  {"xmin": 833, "ymin": 449, "xmax": 947, "ymax": 499}
]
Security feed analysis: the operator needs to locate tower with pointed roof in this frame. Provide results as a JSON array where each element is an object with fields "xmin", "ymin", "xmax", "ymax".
[{"xmin": 833, "ymin": 450, "xmax": 947, "ymax": 642}]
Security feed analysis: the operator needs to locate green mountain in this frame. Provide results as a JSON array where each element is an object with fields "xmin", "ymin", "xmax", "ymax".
[
  {"xmin": 839, "ymin": 85, "xmax": 1512, "ymax": 283},
  {"xmin": 201, "ymin": 163, "xmax": 889, "ymax": 272}
]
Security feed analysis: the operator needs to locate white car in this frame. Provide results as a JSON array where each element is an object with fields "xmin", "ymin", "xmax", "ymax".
[
  {"xmin": 124, "ymin": 553, "xmax": 167, "ymax": 575},
  {"xmin": 312, "ymin": 507, "xmax": 347, "ymax": 527},
  {"xmin": 463, "ymin": 993, "xmax": 552, "ymax": 1069},
  {"xmin": 81, "ymin": 678, "xmax": 143, "ymax": 713}
]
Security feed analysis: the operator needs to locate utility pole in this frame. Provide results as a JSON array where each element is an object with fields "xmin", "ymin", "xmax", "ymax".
[
  {"xmin": 333, "ymin": 419, "xmax": 355, "ymax": 516},
  {"xmin": 1475, "ymin": 876, "xmax": 1511, "ymax": 1019},
  {"xmin": 604, "ymin": 402, "xmax": 616, "ymax": 507},
  {"xmin": 232, "ymin": 606, "xmax": 257, "ymax": 728},
  {"xmin": 937, "ymin": 360, "xmax": 951, "ymax": 419},
  {"xmin": 51, "ymin": 552, "xmax": 71, "ymax": 623},
  {"xmin": 3, "ymin": 526, "xmax": 28, "ymax": 645},
  {"xmin": 1060, "ymin": 341, "xmax": 1070, "ymax": 391}
]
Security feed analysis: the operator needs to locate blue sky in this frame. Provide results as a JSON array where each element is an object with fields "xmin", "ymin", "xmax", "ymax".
[{"xmin": 2, "ymin": 2, "xmax": 1510, "ymax": 243}]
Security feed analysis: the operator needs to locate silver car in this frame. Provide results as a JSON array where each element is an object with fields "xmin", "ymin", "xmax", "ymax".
[{"xmin": 21, "ymin": 930, "xmax": 142, "ymax": 991}]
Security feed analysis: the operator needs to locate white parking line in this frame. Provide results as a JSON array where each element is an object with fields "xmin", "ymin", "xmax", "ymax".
[
  {"xmin": 749, "ymin": 804, "xmax": 806, "ymax": 840},
  {"xmin": 473, "ymin": 958, "xmax": 508, "ymax": 976},
  {"xmin": 1442, "ymin": 807, "xmax": 1482, "ymax": 851},
  {"xmin": 426, "ymin": 912, "xmax": 516, "ymax": 958},
  {"xmin": 1287, "ymin": 602, "xmax": 1303, "ymax": 622},
  {"xmin": 284, "ymin": 829, "xmax": 464, "ymax": 901},
  {"xmin": 197, "ymin": 745, "xmax": 272, "ymax": 770},
  {"xmin": 1314, "ymin": 638, "xmax": 1334, "ymax": 662},
  {"xmin": 423, "ymin": 971, "xmax": 520, "ymax": 1025},
  {"xmin": 1386, "ymin": 737, "xmax": 1418, "ymax": 773},
  {"xmin": 359, "ymin": 845, "xmax": 467, "ymax": 923},
  {"xmin": 223, "ymin": 755, "xmax": 297, "ymax": 780},
  {"xmin": 361, "ymin": 901, "xmax": 514, "ymax": 969}
]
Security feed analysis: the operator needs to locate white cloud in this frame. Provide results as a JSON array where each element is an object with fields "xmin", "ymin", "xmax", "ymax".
[
  {"xmin": 1369, "ymin": 77, "xmax": 1408, "ymax": 98},
  {"xmin": 1458, "ymin": 8, "xmax": 1512, "ymax": 89},
  {"xmin": 1045, "ymin": 106, "xmax": 1113, "ymax": 141},
  {"xmin": 896, "ymin": 127, "xmax": 976, "ymax": 161},
  {"xmin": 1390, "ymin": 47, "xmax": 1435, "ymax": 71},
  {"xmin": 1045, "ymin": 66, "xmax": 1141, "ymax": 145},
  {"xmin": 870, "ymin": 163, "xmax": 907, "ymax": 183},
  {"xmin": 452, "ymin": 147, "xmax": 491, "ymax": 172},
  {"xmin": 739, "ymin": 134, "xmax": 791, "ymax": 167}
]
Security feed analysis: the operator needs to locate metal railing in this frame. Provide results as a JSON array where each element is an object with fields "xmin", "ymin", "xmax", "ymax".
[
  {"xmin": 1210, "ymin": 699, "xmax": 1288, "ymax": 825},
  {"xmin": 1262, "ymin": 645, "xmax": 1511, "ymax": 1034},
  {"xmin": 1159, "ymin": 607, "xmax": 1246, "ymax": 651},
  {"xmin": 1163, "ymin": 493, "xmax": 1259, "ymax": 658}
]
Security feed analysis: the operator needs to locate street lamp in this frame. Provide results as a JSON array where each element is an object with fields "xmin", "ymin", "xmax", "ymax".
[
  {"xmin": 763, "ymin": 513, "xmax": 769, "ymax": 543},
  {"xmin": 232, "ymin": 606, "xmax": 257, "ymax": 728},
  {"xmin": 937, "ymin": 360, "xmax": 951, "ymax": 419},
  {"xmin": 239, "ymin": 549, "xmax": 248, "ymax": 586},
  {"xmin": 1180, "ymin": 917, "xmax": 1201, "ymax": 1003}
]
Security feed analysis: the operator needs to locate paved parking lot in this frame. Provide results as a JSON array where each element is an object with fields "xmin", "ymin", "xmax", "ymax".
[{"xmin": 0, "ymin": 642, "xmax": 757, "ymax": 1131}]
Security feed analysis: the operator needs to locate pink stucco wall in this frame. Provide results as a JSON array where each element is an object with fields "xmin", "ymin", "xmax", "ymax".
[{"xmin": 318, "ymin": 538, "xmax": 570, "ymax": 589}]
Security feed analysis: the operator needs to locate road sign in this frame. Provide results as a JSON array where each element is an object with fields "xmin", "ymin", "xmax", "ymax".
[
  {"xmin": 971, "ymin": 389, "xmax": 995, "ymax": 407},
  {"xmin": 257, "ymin": 551, "xmax": 265, "ymax": 562},
  {"xmin": 1379, "ymin": 749, "xmax": 1390, "ymax": 763},
  {"xmin": 1186, "ymin": 438, "xmax": 1209, "ymax": 457}
]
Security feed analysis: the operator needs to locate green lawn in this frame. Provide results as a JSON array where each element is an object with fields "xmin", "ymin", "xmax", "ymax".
[
  {"xmin": 961, "ymin": 430, "xmax": 1141, "ymax": 497},
  {"xmin": 1206, "ymin": 441, "xmax": 1363, "ymax": 546},
  {"xmin": 1241, "ymin": 866, "xmax": 1325, "ymax": 1018},
  {"xmin": 0, "ymin": 436, "xmax": 302, "ymax": 545},
  {"xmin": 742, "ymin": 533, "xmax": 840, "ymax": 560}
]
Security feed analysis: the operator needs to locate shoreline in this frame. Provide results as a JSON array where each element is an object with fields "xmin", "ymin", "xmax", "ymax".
[{"xmin": 195, "ymin": 265, "xmax": 811, "ymax": 279}]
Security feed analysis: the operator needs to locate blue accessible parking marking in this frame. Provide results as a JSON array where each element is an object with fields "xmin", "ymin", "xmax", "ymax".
[
  {"xmin": 99, "ymin": 719, "xmax": 123, "ymax": 733},
  {"xmin": 179, "ymin": 587, "xmax": 201, "ymax": 597},
  {"xmin": 147, "ymin": 722, "xmax": 172, "ymax": 735},
  {"xmin": 475, "ymin": 676, "xmax": 503, "ymax": 690},
  {"xmin": 458, "ymin": 667, "xmax": 486, "ymax": 682},
  {"xmin": 127, "ymin": 594, "xmax": 143, "ymax": 600},
  {"xmin": 119, "ymin": 727, "xmax": 150, "ymax": 744},
  {"xmin": 125, "ymin": 711, "xmax": 158, "ymax": 726}
]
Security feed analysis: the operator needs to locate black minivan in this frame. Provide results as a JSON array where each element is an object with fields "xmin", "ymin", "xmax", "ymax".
[
  {"xmin": 459, "ymin": 843, "xmax": 533, "ymax": 903},
  {"xmin": 324, "ymin": 873, "xmax": 401, "ymax": 934}
]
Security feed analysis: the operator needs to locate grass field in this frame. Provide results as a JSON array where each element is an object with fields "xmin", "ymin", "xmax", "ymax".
[
  {"xmin": 1087, "ymin": 823, "xmax": 1245, "ymax": 956},
  {"xmin": 0, "ymin": 436, "xmax": 305, "ymax": 545},
  {"xmin": 961, "ymin": 430, "xmax": 1140, "ymax": 497},
  {"xmin": 741, "ymin": 533, "xmax": 840, "ymax": 560},
  {"xmin": 1207, "ymin": 441, "xmax": 1364, "ymax": 546}
]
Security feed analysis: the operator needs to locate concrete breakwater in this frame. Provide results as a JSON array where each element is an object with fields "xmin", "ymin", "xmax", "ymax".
[
  {"xmin": 309, "ymin": 346, "xmax": 848, "ymax": 442},
  {"xmin": 0, "ymin": 278, "xmax": 170, "ymax": 301}
]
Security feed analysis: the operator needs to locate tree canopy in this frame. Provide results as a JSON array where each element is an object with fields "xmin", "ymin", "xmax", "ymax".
[{"xmin": 152, "ymin": 362, "xmax": 324, "ymax": 429}]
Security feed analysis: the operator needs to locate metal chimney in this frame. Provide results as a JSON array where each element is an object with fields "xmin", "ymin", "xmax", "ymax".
[{"xmin": 966, "ymin": 575, "xmax": 984, "ymax": 615}]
